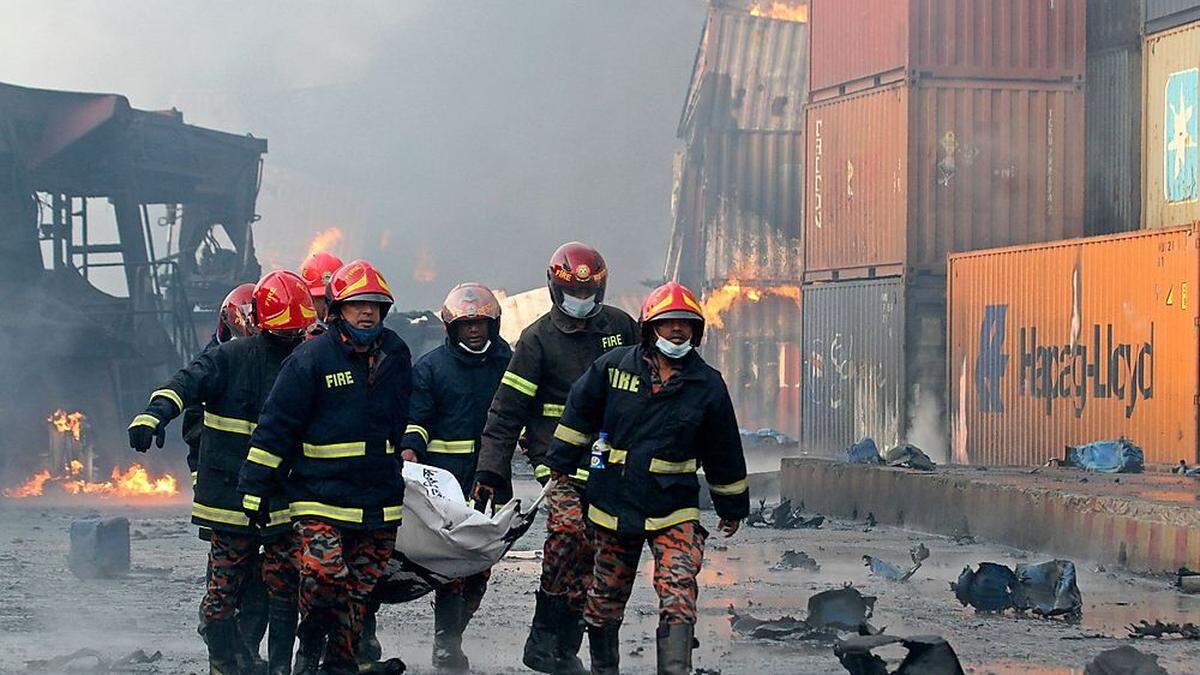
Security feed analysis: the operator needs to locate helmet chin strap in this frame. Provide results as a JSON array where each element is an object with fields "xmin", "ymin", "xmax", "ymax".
[{"xmin": 458, "ymin": 339, "xmax": 491, "ymax": 355}]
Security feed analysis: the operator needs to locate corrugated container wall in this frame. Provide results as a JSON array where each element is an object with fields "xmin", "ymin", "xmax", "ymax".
[
  {"xmin": 1089, "ymin": 0, "xmax": 1144, "ymax": 51},
  {"xmin": 804, "ymin": 80, "xmax": 1085, "ymax": 279},
  {"xmin": 1085, "ymin": 46, "xmax": 1143, "ymax": 234},
  {"xmin": 706, "ymin": 293, "xmax": 803, "ymax": 439},
  {"xmin": 1146, "ymin": 0, "xmax": 1200, "ymax": 34},
  {"xmin": 948, "ymin": 228, "xmax": 1200, "ymax": 466},
  {"xmin": 1143, "ymin": 22, "xmax": 1200, "ymax": 229},
  {"xmin": 801, "ymin": 276, "xmax": 947, "ymax": 458},
  {"xmin": 808, "ymin": 0, "xmax": 1086, "ymax": 99}
]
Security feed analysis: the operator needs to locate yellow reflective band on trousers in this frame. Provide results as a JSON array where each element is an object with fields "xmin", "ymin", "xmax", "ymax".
[
  {"xmin": 645, "ymin": 507, "xmax": 700, "ymax": 531},
  {"xmin": 608, "ymin": 448, "xmax": 627, "ymax": 464},
  {"xmin": 129, "ymin": 414, "xmax": 159, "ymax": 430},
  {"xmin": 193, "ymin": 502, "xmax": 250, "ymax": 526},
  {"xmin": 405, "ymin": 424, "xmax": 430, "ymax": 444},
  {"xmin": 290, "ymin": 501, "xmax": 364, "ymax": 523},
  {"xmin": 553, "ymin": 424, "xmax": 590, "ymax": 446},
  {"xmin": 649, "ymin": 458, "xmax": 697, "ymax": 474},
  {"xmin": 587, "ymin": 504, "xmax": 619, "ymax": 530},
  {"xmin": 427, "ymin": 439, "xmax": 475, "ymax": 454},
  {"xmin": 204, "ymin": 411, "xmax": 257, "ymax": 435},
  {"xmin": 501, "ymin": 371, "xmax": 538, "ymax": 397},
  {"xmin": 709, "ymin": 477, "xmax": 749, "ymax": 496},
  {"xmin": 383, "ymin": 505, "xmax": 404, "ymax": 522},
  {"xmin": 247, "ymin": 447, "xmax": 283, "ymax": 468},
  {"xmin": 542, "ymin": 403, "xmax": 565, "ymax": 418},
  {"xmin": 150, "ymin": 388, "xmax": 184, "ymax": 411}
]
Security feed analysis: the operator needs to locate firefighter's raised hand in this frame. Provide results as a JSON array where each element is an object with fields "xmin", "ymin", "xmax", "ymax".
[
  {"xmin": 400, "ymin": 449, "xmax": 417, "ymax": 462},
  {"xmin": 718, "ymin": 518, "xmax": 741, "ymax": 538},
  {"xmin": 127, "ymin": 414, "xmax": 165, "ymax": 452}
]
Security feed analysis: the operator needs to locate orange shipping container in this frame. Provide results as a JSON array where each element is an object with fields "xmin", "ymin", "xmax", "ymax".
[
  {"xmin": 805, "ymin": 80, "xmax": 1085, "ymax": 280},
  {"xmin": 948, "ymin": 227, "xmax": 1199, "ymax": 466},
  {"xmin": 808, "ymin": 0, "xmax": 1086, "ymax": 100}
]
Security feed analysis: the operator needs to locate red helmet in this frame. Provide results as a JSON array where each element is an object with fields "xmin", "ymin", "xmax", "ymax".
[
  {"xmin": 547, "ymin": 242, "xmax": 607, "ymax": 317},
  {"xmin": 640, "ymin": 281, "xmax": 705, "ymax": 346},
  {"xmin": 253, "ymin": 270, "xmax": 317, "ymax": 335},
  {"xmin": 299, "ymin": 251, "xmax": 343, "ymax": 298},
  {"xmin": 327, "ymin": 259, "xmax": 394, "ymax": 311},
  {"xmin": 217, "ymin": 283, "xmax": 258, "ymax": 342},
  {"xmin": 441, "ymin": 282, "xmax": 501, "ymax": 326}
]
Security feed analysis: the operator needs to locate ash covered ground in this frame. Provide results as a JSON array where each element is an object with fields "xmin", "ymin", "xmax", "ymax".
[{"xmin": 2, "ymin": 481, "xmax": 1199, "ymax": 674}]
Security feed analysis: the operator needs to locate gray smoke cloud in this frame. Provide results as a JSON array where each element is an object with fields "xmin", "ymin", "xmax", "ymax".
[{"xmin": 1, "ymin": 0, "xmax": 706, "ymax": 307}]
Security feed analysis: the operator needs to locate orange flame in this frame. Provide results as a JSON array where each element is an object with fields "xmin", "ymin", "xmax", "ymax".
[
  {"xmin": 702, "ymin": 279, "xmax": 801, "ymax": 330},
  {"xmin": 47, "ymin": 409, "xmax": 85, "ymax": 442},
  {"xmin": 3, "ymin": 462, "xmax": 178, "ymax": 499},
  {"xmin": 749, "ymin": 1, "xmax": 808, "ymax": 22},
  {"xmin": 306, "ymin": 227, "xmax": 344, "ymax": 258},
  {"xmin": 413, "ymin": 247, "xmax": 436, "ymax": 283}
]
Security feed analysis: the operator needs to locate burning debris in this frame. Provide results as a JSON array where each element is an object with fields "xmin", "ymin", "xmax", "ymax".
[
  {"xmin": 771, "ymin": 549, "xmax": 820, "ymax": 572},
  {"xmin": 834, "ymin": 634, "xmax": 965, "ymax": 675},
  {"xmin": 729, "ymin": 586, "xmax": 878, "ymax": 642},
  {"xmin": 1127, "ymin": 620, "xmax": 1200, "ymax": 640},
  {"xmin": 3, "ymin": 461, "xmax": 179, "ymax": 499},
  {"xmin": 701, "ymin": 280, "xmax": 800, "ymax": 330},
  {"xmin": 864, "ymin": 544, "xmax": 929, "ymax": 582},
  {"xmin": 951, "ymin": 559, "xmax": 1082, "ymax": 621}
]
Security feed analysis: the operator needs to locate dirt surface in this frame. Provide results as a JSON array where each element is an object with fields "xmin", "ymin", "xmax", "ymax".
[{"xmin": 2, "ymin": 483, "xmax": 1200, "ymax": 674}]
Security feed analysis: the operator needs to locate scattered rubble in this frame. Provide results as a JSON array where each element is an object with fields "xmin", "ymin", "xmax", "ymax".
[
  {"xmin": 747, "ymin": 499, "xmax": 824, "ymax": 530},
  {"xmin": 834, "ymin": 634, "xmax": 965, "ymax": 675},
  {"xmin": 729, "ymin": 587, "xmax": 878, "ymax": 642},
  {"xmin": 952, "ymin": 560, "xmax": 1082, "ymax": 621},
  {"xmin": 26, "ymin": 648, "xmax": 162, "ymax": 672},
  {"xmin": 1127, "ymin": 620, "xmax": 1200, "ymax": 640},
  {"xmin": 771, "ymin": 550, "xmax": 820, "ymax": 572},
  {"xmin": 864, "ymin": 544, "xmax": 929, "ymax": 582},
  {"xmin": 1084, "ymin": 646, "xmax": 1168, "ymax": 675}
]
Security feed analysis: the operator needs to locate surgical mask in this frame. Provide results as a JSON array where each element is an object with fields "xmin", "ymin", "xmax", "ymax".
[
  {"xmin": 342, "ymin": 321, "xmax": 383, "ymax": 346},
  {"xmin": 458, "ymin": 339, "xmax": 491, "ymax": 355},
  {"xmin": 559, "ymin": 294, "xmax": 596, "ymax": 319},
  {"xmin": 655, "ymin": 334, "xmax": 693, "ymax": 360}
]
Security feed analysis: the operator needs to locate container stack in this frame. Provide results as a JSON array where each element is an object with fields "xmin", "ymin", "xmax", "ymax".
[
  {"xmin": 800, "ymin": 0, "xmax": 1088, "ymax": 456},
  {"xmin": 1143, "ymin": 0, "xmax": 1200, "ymax": 229},
  {"xmin": 666, "ymin": 3, "xmax": 808, "ymax": 439}
]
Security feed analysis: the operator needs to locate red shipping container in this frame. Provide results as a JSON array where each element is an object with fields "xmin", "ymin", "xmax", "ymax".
[
  {"xmin": 804, "ymin": 79, "xmax": 1085, "ymax": 280},
  {"xmin": 809, "ymin": 0, "xmax": 1086, "ymax": 100}
]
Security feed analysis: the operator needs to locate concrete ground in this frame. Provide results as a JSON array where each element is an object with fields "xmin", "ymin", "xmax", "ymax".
[{"xmin": 2, "ymin": 481, "xmax": 1199, "ymax": 674}]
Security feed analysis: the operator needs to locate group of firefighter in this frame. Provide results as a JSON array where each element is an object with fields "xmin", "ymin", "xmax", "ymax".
[{"xmin": 127, "ymin": 242, "xmax": 750, "ymax": 675}]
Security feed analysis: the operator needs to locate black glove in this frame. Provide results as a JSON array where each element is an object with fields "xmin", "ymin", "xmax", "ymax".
[
  {"xmin": 241, "ymin": 494, "xmax": 269, "ymax": 528},
  {"xmin": 472, "ymin": 470, "xmax": 512, "ymax": 508},
  {"xmin": 128, "ymin": 413, "xmax": 165, "ymax": 453}
]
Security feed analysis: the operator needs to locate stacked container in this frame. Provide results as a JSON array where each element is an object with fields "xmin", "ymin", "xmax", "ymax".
[
  {"xmin": 800, "ymin": 0, "xmax": 1088, "ymax": 456},
  {"xmin": 666, "ymin": 5, "xmax": 808, "ymax": 439},
  {"xmin": 1143, "ymin": 1, "xmax": 1200, "ymax": 229}
]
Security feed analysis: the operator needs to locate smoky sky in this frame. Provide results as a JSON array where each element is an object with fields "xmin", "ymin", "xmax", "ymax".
[{"xmin": 2, "ymin": 0, "xmax": 707, "ymax": 307}]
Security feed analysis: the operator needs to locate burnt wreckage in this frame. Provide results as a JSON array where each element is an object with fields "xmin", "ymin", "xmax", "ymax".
[{"xmin": 0, "ymin": 82, "xmax": 266, "ymax": 475}]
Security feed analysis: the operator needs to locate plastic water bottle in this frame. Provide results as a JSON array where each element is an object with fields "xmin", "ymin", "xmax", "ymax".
[{"xmin": 590, "ymin": 432, "xmax": 610, "ymax": 470}]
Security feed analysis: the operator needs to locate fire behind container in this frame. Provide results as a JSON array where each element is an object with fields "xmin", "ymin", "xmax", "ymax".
[{"xmin": 947, "ymin": 226, "xmax": 1200, "ymax": 467}]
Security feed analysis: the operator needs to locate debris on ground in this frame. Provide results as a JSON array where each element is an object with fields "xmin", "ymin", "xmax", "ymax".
[
  {"xmin": 952, "ymin": 559, "xmax": 1082, "ymax": 620},
  {"xmin": 503, "ymin": 549, "xmax": 543, "ymax": 561},
  {"xmin": 1172, "ymin": 460, "xmax": 1200, "ymax": 476},
  {"xmin": 26, "ymin": 648, "xmax": 162, "ymax": 672},
  {"xmin": 847, "ymin": 438, "xmax": 882, "ymax": 464},
  {"xmin": 740, "ymin": 427, "xmax": 798, "ymax": 447},
  {"xmin": 359, "ymin": 657, "xmax": 407, "ymax": 674},
  {"xmin": 772, "ymin": 550, "xmax": 820, "ymax": 572},
  {"xmin": 1062, "ymin": 438, "xmax": 1144, "ymax": 474},
  {"xmin": 835, "ymin": 634, "xmax": 965, "ymax": 675},
  {"xmin": 883, "ymin": 444, "xmax": 936, "ymax": 471},
  {"xmin": 1127, "ymin": 620, "xmax": 1200, "ymax": 639},
  {"xmin": 729, "ymin": 586, "xmax": 878, "ymax": 642},
  {"xmin": 864, "ymin": 544, "xmax": 929, "ymax": 582},
  {"xmin": 729, "ymin": 608, "xmax": 825, "ymax": 641},
  {"xmin": 1084, "ymin": 646, "xmax": 1169, "ymax": 675},
  {"xmin": 952, "ymin": 562, "xmax": 1017, "ymax": 612},
  {"xmin": 68, "ymin": 516, "xmax": 130, "ymax": 579},
  {"xmin": 747, "ymin": 499, "xmax": 824, "ymax": 530},
  {"xmin": 1173, "ymin": 567, "xmax": 1200, "ymax": 593},
  {"xmin": 950, "ymin": 534, "xmax": 976, "ymax": 546}
]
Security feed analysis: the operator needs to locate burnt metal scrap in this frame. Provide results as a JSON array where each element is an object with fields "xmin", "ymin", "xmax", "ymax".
[
  {"xmin": 1084, "ymin": 646, "xmax": 1169, "ymax": 675},
  {"xmin": 772, "ymin": 549, "xmax": 820, "ymax": 572},
  {"xmin": 951, "ymin": 560, "xmax": 1082, "ymax": 621},
  {"xmin": 882, "ymin": 444, "xmax": 936, "ymax": 471},
  {"xmin": 729, "ymin": 586, "xmax": 878, "ymax": 642},
  {"xmin": 748, "ymin": 498, "xmax": 824, "ymax": 529},
  {"xmin": 1127, "ymin": 620, "xmax": 1200, "ymax": 640},
  {"xmin": 834, "ymin": 634, "xmax": 965, "ymax": 675},
  {"xmin": 864, "ymin": 544, "xmax": 930, "ymax": 582}
]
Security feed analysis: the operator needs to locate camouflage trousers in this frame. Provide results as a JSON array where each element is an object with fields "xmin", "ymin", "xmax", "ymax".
[
  {"xmin": 586, "ymin": 520, "xmax": 706, "ymax": 626},
  {"xmin": 294, "ymin": 519, "xmax": 396, "ymax": 668},
  {"xmin": 437, "ymin": 568, "xmax": 491, "ymax": 615},
  {"xmin": 540, "ymin": 479, "xmax": 593, "ymax": 612},
  {"xmin": 200, "ymin": 530, "xmax": 297, "ymax": 624}
]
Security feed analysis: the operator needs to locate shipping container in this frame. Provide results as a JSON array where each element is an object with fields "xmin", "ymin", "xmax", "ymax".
[
  {"xmin": 1146, "ymin": 0, "xmax": 1200, "ymax": 34},
  {"xmin": 1089, "ymin": 0, "xmax": 1144, "ymax": 51},
  {"xmin": 679, "ymin": 5, "xmax": 809, "ymax": 139},
  {"xmin": 801, "ymin": 275, "xmax": 947, "ymax": 457},
  {"xmin": 804, "ymin": 80, "xmax": 1085, "ymax": 279},
  {"xmin": 808, "ymin": 0, "xmax": 1086, "ymax": 100},
  {"xmin": 1143, "ymin": 22, "xmax": 1200, "ymax": 229},
  {"xmin": 948, "ymin": 227, "xmax": 1199, "ymax": 466},
  {"xmin": 1086, "ymin": 45, "xmax": 1143, "ymax": 235},
  {"xmin": 705, "ymin": 292, "xmax": 803, "ymax": 440}
]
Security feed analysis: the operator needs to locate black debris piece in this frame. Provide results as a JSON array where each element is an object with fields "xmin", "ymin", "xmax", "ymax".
[
  {"xmin": 359, "ymin": 657, "xmax": 407, "ymax": 674},
  {"xmin": 808, "ymin": 587, "xmax": 877, "ymax": 633},
  {"xmin": 1084, "ymin": 646, "xmax": 1169, "ymax": 675},
  {"xmin": 1127, "ymin": 620, "xmax": 1200, "ymax": 640},
  {"xmin": 835, "ymin": 634, "xmax": 965, "ymax": 675},
  {"xmin": 951, "ymin": 563, "xmax": 1016, "ymax": 612},
  {"xmin": 1012, "ymin": 560, "xmax": 1083, "ymax": 621},
  {"xmin": 884, "ymin": 444, "xmax": 936, "ymax": 471},
  {"xmin": 1174, "ymin": 567, "xmax": 1200, "ymax": 593},
  {"xmin": 848, "ymin": 438, "xmax": 882, "ymax": 464},
  {"xmin": 749, "ymin": 499, "xmax": 825, "ymax": 530},
  {"xmin": 728, "ymin": 606, "xmax": 825, "ymax": 641},
  {"xmin": 772, "ymin": 549, "xmax": 820, "ymax": 572}
]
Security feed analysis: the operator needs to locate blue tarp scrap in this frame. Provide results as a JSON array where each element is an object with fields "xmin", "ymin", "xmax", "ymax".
[{"xmin": 1065, "ymin": 438, "xmax": 1144, "ymax": 474}]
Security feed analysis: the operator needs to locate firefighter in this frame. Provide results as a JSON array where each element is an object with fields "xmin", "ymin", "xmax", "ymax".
[
  {"xmin": 128, "ymin": 270, "xmax": 316, "ymax": 675},
  {"xmin": 471, "ymin": 243, "xmax": 638, "ymax": 674},
  {"xmin": 544, "ymin": 281, "xmax": 749, "ymax": 675},
  {"xmin": 238, "ymin": 259, "xmax": 411, "ymax": 675},
  {"xmin": 299, "ymin": 251, "xmax": 343, "ymax": 333},
  {"xmin": 389, "ymin": 282, "xmax": 511, "ymax": 671}
]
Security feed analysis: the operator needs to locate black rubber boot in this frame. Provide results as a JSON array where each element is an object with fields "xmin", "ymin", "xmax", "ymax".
[
  {"xmin": 586, "ymin": 622, "xmax": 621, "ymax": 675},
  {"xmin": 432, "ymin": 593, "xmax": 470, "ymax": 672},
  {"xmin": 239, "ymin": 561, "xmax": 270, "ymax": 674},
  {"xmin": 522, "ymin": 590, "xmax": 559, "ymax": 673},
  {"xmin": 552, "ymin": 603, "xmax": 588, "ymax": 675},
  {"xmin": 266, "ymin": 598, "xmax": 297, "ymax": 675},
  {"xmin": 655, "ymin": 623, "xmax": 695, "ymax": 675},
  {"xmin": 292, "ymin": 619, "xmax": 325, "ymax": 675},
  {"xmin": 205, "ymin": 617, "xmax": 245, "ymax": 675},
  {"xmin": 357, "ymin": 603, "xmax": 383, "ymax": 665}
]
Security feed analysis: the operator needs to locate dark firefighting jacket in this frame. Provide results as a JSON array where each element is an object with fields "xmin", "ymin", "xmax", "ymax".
[
  {"xmin": 476, "ymin": 304, "xmax": 638, "ymax": 485},
  {"xmin": 400, "ymin": 338, "xmax": 512, "ymax": 493},
  {"xmin": 544, "ymin": 345, "xmax": 750, "ymax": 536},
  {"xmin": 141, "ymin": 333, "xmax": 295, "ymax": 537},
  {"xmin": 182, "ymin": 332, "xmax": 221, "ymax": 485},
  {"xmin": 238, "ymin": 326, "xmax": 412, "ymax": 530}
]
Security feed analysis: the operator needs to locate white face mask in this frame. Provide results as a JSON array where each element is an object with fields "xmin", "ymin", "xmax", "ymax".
[
  {"xmin": 458, "ymin": 339, "xmax": 491, "ymax": 355},
  {"xmin": 559, "ymin": 293, "xmax": 597, "ymax": 319},
  {"xmin": 654, "ymin": 333, "xmax": 693, "ymax": 359}
]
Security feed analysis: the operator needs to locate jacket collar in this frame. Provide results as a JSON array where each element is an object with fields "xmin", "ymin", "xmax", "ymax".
[{"xmin": 549, "ymin": 304, "xmax": 611, "ymax": 335}]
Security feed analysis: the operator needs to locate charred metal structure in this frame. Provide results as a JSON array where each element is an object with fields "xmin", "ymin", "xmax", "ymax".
[{"xmin": 0, "ymin": 82, "xmax": 266, "ymax": 476}]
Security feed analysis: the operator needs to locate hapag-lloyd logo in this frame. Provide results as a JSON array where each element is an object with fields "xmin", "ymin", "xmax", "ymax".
[{"xmin": 975, "ymin": 304, "xmax": 1155, "ymax": 419}]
